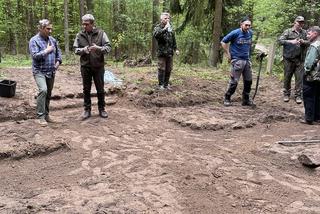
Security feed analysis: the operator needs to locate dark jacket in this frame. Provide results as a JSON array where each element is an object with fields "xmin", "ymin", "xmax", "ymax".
[
  {"xmin": 74, "ymin": 28, "xmax": 111, "ymax": 68},
  {"xmin": 153, "ymin": 23, "xmax": 177, "ymax": 57},
  {"xmin": 278, "ymin": 28, "xmax": 308, "ymax": 61}
]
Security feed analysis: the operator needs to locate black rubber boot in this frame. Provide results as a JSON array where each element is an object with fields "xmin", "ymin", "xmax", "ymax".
[
  {"xmin": 158, "ymin": 70, "xmax": 165, "ymax": 87},
  {"xmin": 242, "ymin": 80, "xmax": 255, "ymax": 106},
  {"xmin": 164, "ymin": 71, "xmax": 171, "ymax": 88},
  {"xmin": 224, "ymin": 82, "xmax": 237, "ymax": 106}
]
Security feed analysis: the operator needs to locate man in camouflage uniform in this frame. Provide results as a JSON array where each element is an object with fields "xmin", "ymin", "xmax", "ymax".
[
  {"xmin": 153, "ymin": 12, "xmax": 179, "ymax": 90},
  {"xmin": 278, "ymin": 16, "xmax": 309, "ymax": 104},
  {"xmin": 301, "ymin": 26, "xmax": 320, "ymax": 125}
]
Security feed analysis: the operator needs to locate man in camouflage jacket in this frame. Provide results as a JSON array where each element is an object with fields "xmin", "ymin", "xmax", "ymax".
[
  {"xmin": 153, "ymin": 12, "xmax": 179, "ymax": 90},
  {"xmin": 278, "ymin": 16, "xmax": 309, "ymax": 104}
]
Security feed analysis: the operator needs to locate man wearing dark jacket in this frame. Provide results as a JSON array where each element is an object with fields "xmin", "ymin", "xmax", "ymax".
[
  {"xmin": 153, "ymin": 12, "xmax": 179, "ymax": 90},
  {"xmin": 278, "ymin": 16, "xmax": 308, "ymax": 104},
  {"xmin": 73, "ymin": 14, "xmax": 111, "ymax": 120}
]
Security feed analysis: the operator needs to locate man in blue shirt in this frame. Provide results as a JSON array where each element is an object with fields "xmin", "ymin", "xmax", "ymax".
[
  {"xmin": 29, "ymin": 19, "xmax": 62, "ymax": 126},
  {"xmin": 221, "ymin": 17, "xmax": 254, "ymax": 107}
]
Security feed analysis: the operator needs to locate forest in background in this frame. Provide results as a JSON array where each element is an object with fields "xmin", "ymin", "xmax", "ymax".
[{"xmin": 0, "ymin": 0, "xmax": 320, "ymax": 67}]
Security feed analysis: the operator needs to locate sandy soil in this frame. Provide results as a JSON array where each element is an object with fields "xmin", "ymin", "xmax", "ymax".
[{"xmin": 0, "ymin": 65, "xmax": 320, "ymax": 214}]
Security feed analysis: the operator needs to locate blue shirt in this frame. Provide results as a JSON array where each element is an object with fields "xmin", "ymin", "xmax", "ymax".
[
  {"xmin": 29, "ymin": 33, "xmax": 62, "ymax": 77},
  {"xmin": 221, "ymin": 28, "xmax": 253, "ymax": 60}
]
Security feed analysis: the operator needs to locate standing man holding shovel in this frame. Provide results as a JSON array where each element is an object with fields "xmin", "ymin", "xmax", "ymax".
[{"xmin": 221, "ymin": 17, "xmax": 254, "ymax": 107}]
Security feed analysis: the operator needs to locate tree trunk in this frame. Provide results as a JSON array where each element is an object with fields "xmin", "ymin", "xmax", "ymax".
[
  {"xmin": 209, "ymin": 0, "xmax": 222, "ymax": 67},
  {"xmin": 79, "ymin": 0, "xmax": 85, "ymax": 24},
  {"xmin": 64, "ymin": 0, "xmax": 70, "ymax": 55},
  {"xmin": 86, "ymin": 0, "xmax": 93, "ymax": 14},
  {"xmin": 6, "ymin": 0, "xmax": 17, "ymax": 54},
  {"xmin": 152, "ymin": 0, "xmax": 159, "ymax": 59},
  {"xmin": 162, "ymin": 0, "xmax": 169, "ymax": 12},
  {"xmin": 44, "ymin": 0, "xmax": 49, "ymax": 18}
]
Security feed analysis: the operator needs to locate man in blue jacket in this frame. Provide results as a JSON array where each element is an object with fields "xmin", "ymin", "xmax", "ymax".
[{"xmin": 221, "ymin": 17, "xmax": 254, "ymax": 107}]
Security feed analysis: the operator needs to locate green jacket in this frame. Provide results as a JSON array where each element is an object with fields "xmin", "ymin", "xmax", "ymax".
[
  {"xmin": 153, "ymin": 23, "xmax": 177, "ymax": 57},
  {"xmin": 304, "ymin": 40, "xmax": 320, "ymax": 81},
  {"xmin": 73, "ymin": 28, "xmax": 111, "ymax": 68},
  {"xmin": 278, "ymin": 28, "xmax": 308, "ymax": 61}
]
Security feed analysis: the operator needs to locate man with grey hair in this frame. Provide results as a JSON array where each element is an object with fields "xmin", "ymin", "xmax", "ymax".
[
  {"xmin": 29, "ymin": 19, "xmax": 62, "ymax": 126},
  {"xmin": 73, "ymin": 14, "xmax": 111, "ymax": 120},
  {"xmin": 301, "ymin": 26, "xmax": 320, "ymax": 125},
  {"xmin": 153, "ymin": 12, "xmax": 179, "ymax": 90}
]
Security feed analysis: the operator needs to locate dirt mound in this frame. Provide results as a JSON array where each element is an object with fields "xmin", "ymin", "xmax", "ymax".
[{"xmin": 0, "ymin": 121, "xmax": 70, "ymax": 160}]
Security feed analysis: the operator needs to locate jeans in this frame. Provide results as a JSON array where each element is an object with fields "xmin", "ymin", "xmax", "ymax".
[
  {"xmin": 34, "ymin": 73, "xmax": 55, "ymax": 119},
  {"xmin": 81, "ymin": 66, "xmax": 105, "ymax": 111}
]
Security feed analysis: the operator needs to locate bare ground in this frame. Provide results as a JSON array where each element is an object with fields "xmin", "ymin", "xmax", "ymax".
[{"xmin": 0, "ymin": 65, "xmax": 320, "ymax": 214}]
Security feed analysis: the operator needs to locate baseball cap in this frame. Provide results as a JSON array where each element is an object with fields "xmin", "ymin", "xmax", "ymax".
[{"xmin": 295, "ymin": 16, "xmax": 305, "ymax": 22}]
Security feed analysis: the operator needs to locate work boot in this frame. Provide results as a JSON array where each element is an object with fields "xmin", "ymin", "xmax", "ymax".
[
  {"xmin": 36, "ymin": 118, "xmax": 48, "ymax": 127},
  {"xmin": 45, "ymin": 115, "xmax": 57, "ymax": 123},
  {"xmin": 223, "ymin": 94, "xmax": 232, "ymax": 107},
  {"xmin": 295, "ymin": 97, "xmax": 302, "ymax": 104},
  {"xmin": 242, "ymin": 80, "xmax": 255, "ymax": 106},
  {"xmin": 299, "ymin": 119, "xmax": 313, "ymax": 125},
  {"xmin": 158, "ymin": 85, "xmax": 165, "ymax": 90},
  {"xmin": 81, "ymin": 110, "xmax": 91, "ymax": 120},
  {"xmin": 224, "ymin": 82, "xmax": 237, "ymax": 107},
  {"xmin": 242, "ymin": 99, "xmax": 255, "ymax": 107},
  {"xmin": 223, "ymin": 98, "xmax": 232, "ymax": 107},
  {"xmin": 164, "ymin": 85, "xmax": 172, "ymax": 91},
  {"xmin": 99, "ymin": 110, "xmax": 108, "ymax": 118},
  {"xmin": 283, "ymin": 95, "xmax": 290, "ymax": 102}
]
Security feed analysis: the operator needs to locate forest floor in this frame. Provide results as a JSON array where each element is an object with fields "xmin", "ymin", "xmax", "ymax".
[{"xmin": 0, "ymin": 64, "xmax": 320, "ymax": 214}]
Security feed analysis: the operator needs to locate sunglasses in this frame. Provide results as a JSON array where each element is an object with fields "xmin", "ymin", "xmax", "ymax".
[{"xmin": 244, "ymin": 24, "xmax": 251, "ymax": 27}]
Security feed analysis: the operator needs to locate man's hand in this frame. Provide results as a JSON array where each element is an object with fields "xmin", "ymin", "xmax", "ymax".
[
  {"xmin": 175, "ymin": 50, "xmax": 180, "ymax": 55},
  {"xmin": 84, "ymin": 46, "xmax": 90, "ymax": 54},
  {"xmin": 88, "ymin": 43, "xmax": 101, "ymax": 52},
  {"xmin": 164, "ymin": 22, "xmax": 170, "ymax": 30},
  {"xmin": 45, "ymin": 42, "xmax": 54, "ymax": 54},
  {"xmin": 54, "ymin": 61, "xmax": 60, "ymax": 69},
  {"xmin": 290, "ymin": 39, "xmax": 300, "ymax": 45}
]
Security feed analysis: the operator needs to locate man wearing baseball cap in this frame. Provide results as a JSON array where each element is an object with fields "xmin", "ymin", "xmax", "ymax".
[{"xmin": 278, "ymin": 16, "xmax": 309, "ymax": 104}]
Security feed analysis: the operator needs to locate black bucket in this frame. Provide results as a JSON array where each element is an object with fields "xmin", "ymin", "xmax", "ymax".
[{"xmin": 0, "ymin": 80, "xmax": 17, "ymax": 98}]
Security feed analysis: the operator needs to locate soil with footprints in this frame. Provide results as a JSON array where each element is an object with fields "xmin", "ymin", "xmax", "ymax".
[{"xmin": 0, "ymin": 65, "xmax": 320, "ymax": 214}]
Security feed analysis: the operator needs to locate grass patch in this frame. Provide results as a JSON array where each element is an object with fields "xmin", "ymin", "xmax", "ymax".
[
  {"xmin": 174, "ymin": 64, "xmax": 228, "ymax": 81},
  {"xmin": 0, "ymin": 55, "xmax": 31, "ymax": 68}
]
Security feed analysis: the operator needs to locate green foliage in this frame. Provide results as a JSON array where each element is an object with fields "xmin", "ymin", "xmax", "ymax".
[{"xmin": 0, "ymin": 0, "xmax": 319, "ymax": 69}]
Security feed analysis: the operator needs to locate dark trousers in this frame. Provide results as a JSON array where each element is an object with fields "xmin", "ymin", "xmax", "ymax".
[
  {"xmin": 303, "ymin": 77, "xmax": 320, "ymax": 122},
  {"xmin": 283, "ymin": 58, "xmax": 303, "ymax": 98},
  {"xmin": 81, "ymin": 66, "xmax": 105, "ymax": 111},
  {"xmin": 158, "ymin": 56, "xmax": 173, "ymax": 87}
]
